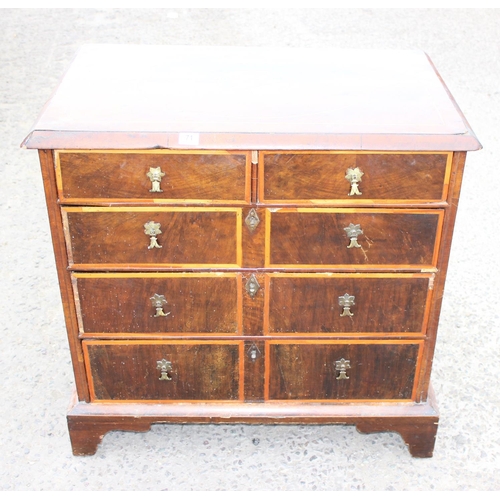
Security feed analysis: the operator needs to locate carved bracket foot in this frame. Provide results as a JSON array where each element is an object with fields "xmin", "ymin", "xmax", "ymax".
[
  {"xmin": 67, "ymin": 416, "xmax": 153, "ymax": 456},
  {"xmin": 355, "ymin": 419, "xmax": 439, "ymax": 458}
]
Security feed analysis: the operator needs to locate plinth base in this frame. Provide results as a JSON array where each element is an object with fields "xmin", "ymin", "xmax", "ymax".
[{"xmin": 67, "ymin": 388, "xmax": 439, "ymax": 458}]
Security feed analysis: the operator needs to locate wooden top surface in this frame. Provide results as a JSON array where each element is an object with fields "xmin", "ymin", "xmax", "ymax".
[{"xmin": 22, "ymin": 44, "xmax": 481, "ymax": 151}]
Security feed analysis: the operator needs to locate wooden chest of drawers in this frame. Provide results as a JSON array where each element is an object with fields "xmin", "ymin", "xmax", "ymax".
[{"xmin": 23, "ymin": 45, "xmax": 480, "ymax": 457}]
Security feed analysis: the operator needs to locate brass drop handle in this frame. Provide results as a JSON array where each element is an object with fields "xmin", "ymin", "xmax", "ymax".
[
  {"xmin": 345, "ymin": 167, "xmax": 364, "ymax": 196},
  {"xmin": 147, "ymin": 166, "xmax": 165, "ymax": 193},
  {"xmin": 344, "ymin": 223, "xmax": 363, "ymax": 249},
  {"xmin": 144, "ymin": 221, "xmax": 162, "ymax": 249},
  {"xmin": 157, "ymin": 359, "xmax": 173, "ymax": 381},
  {"xmin": 150, "ymin": 293, "xmax": 170, "ymax": 318},
  {"xmin": 339, "ymin": 293, "xmax": 355, "ymax": 317},
  {"xmin": 335, "ymin": 358, "xmax": 351, "ymax": 380}
]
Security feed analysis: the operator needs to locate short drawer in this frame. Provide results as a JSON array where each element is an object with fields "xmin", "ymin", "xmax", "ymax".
[
  {"xmin": 266, "ymin": 208, "xmax": 443, "ymax": 270},
  {"xmin": 55, "ymin": 150, "xmax": 251, "ymax": 204},
  {"xmin": 62, "ymin": 207, "xmax": 242, "ymax": 269},
  {"xmin": 260, "ymin": 151, "xmax": 452, "ymax": 205},
  {"xmin": 267, "ymin": 341, "xmax": 422, "ymax": 401},
  {"xmin": 83, "ymin": 340, "xmax": 242, "ymax": 402},
  {"xmin": 73, "ymin": 273, "xmax": 241, "ymax": 336},
  {"xmin": 266, "ymin": 273, "xmax": 432, "ymax": 335}
]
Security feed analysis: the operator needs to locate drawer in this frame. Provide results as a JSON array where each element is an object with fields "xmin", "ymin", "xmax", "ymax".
[
  {"xmin": 265, "ymin": 273, "xmax": 432, "ymax": 336},
  {"xmin": 266, "ymin": 208, "xmax": 443, "ymax": 270},
  {"xmin": 83, "ymin": 340, "xmax": 243, "ymax": 402},
  {"xmin": 62, "ymin": 207, "xmax": 242, "ymax": 269},
  {"xmin": 260, "ymin": 151, "xmax": 452, "ymax": 205},
  {"xmin": 73, "ymin": 273, "xmax": 241, "ymax": 336},
  {"xmin": 55, "ymin": 150, "xmax": 251, "ymax": 204},
  {"xmin": 267, "ymin": 341, "xmax": 422, "ymax": 401}
]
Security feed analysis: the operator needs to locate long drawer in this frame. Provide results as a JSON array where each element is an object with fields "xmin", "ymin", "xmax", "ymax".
[
  {"xmin": 62, "ymin": 207, "xmax": 242, "ymax": 269},
  {"xmin": 55, "ymin": 150, "xmax": 251, "ymax": 204},
  {"xmin": 260, "ymin": 151, "xmax": 452, "ymax": 205},
  {"xmin": 73, "ymin": 272, "xmax": 432, "ymax": 337},
  {"xmin": 83, "ymin": 340, "xmax": 422, "ymax": 403},
  {"xmin": 83, "ymin": 340, "xmax": 243, "ymax": 402},
  {"xmin": 267, "ymin": 340, "xmax": 423, "ymax": 401},
  {"xmin": 266, "ymin": 208, "xmax": 443, "ymax": 270}
]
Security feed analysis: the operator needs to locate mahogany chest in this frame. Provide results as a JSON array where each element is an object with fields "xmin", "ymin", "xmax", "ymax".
[{"xmin": 23, "ymin": 45, "xmax": 481, "ymax": 457}]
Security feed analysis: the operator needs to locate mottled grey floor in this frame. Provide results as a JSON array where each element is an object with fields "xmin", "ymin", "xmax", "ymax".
[{"xmin": 1, "ymin": 8, "xmax": 499, "ymax": 491}]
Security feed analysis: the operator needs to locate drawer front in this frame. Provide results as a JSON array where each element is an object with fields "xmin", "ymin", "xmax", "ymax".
[
  {"xmin": 260, "ymin": 151, "xmax": 451, "ymax": 204},
  {"xmin": 266, "ymin": 273, "xmax": 432, "ymax": 335},
  {"xmin": 63, "ymin": 208, "xmax": 242, "ymax": 268},
  {"xmin": 84, "ymin": 341, "xmax": 242, "ymax": 402},
  {"xmin": 266, "ymin": 209, "xmax": 442, "ymax": 269},
  {"xmin": 267, "ymin": 341, "xmax": 422, "ymax": 401},
  {"xmin": 56, "ymin": 151, "xmax": 251, "ymax": 204},
  {"xmin": 74, "ymin": 273, "xmax": 241, "ymax": 336}
]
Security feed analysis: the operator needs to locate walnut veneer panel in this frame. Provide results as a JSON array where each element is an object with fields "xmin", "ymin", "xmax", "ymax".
[
  {"xmin": 74, "ymin": 273, "xmax": 241, "ymax": 335},
  {"xmin": 267, "ymin": 209, "xmax": 442, "ymax": 269},
  {"xmin": 63, "ymin": 208, "xmax": 242, "ymax": 268},
  {"xmin": 267, "ymin": 341, "xmax": 421, "ymax": 400},
  {"xmin": 266, "ymin": 273, "xmax": 432, "ymax": 335},
  {"xmin": 56, "ymin": 151, "xmax": 250, "ymax": 204},
  {"xmin": 261, "ymin": 152, "xmax": 451, "ymax": 204},
  {"xmin": 84, "ymin": 341, "xmax": 242, "ymax": 402}
]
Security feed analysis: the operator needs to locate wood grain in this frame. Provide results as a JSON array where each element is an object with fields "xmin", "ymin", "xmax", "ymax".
[
  {"xmin": 22, "ymin": 46, "xmax": 481, "ymax": 151},
  {"xmin": 414, "ymin": 151, "xmax": 468, "ymax": 401},
  {"xmin": 38, "ymin": 150, "xmax": 90, "ymax": 401},
  {"xmin": 63, "ymin": 208, "xmax": 241, "ymax": 268},
  {"xmin": 261, "ymin": 152, "xmax": 451, "ymax": 204},
  {"xmin": 56, "ymin": 150, "xmax": 250, "ymax": 204},
  {"xmin": 243, "ymin": 340, "xmax": 266, "ymax": 401},
  {"xmin": 74, "ymin": 273, "xmax": 240, "ymax": 335},
  {"xmin": 266, "ymin": 273, "xmax": 432, "ymax": 335},
  {"xmin": 267, "ymin": 209, "xmax": 443, "ymax": 268},
  {"xmin": 267, "ymin": 341, "xmax": 421, "ymax": 400},
  {"xmin": 84, "ymin": 340, "xmax": 242, "ymax": 402},
  {"xmin": 241, "ymin": 207, "xmax": 266, "ymax": 268}
]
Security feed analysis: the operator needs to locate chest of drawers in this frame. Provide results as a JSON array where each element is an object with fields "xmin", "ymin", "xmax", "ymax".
[{"xmin": 23, "ymin": 45, "xmax": 480, "ymax": 457}]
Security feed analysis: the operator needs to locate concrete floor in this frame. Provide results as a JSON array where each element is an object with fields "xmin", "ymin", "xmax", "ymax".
[{"xmin": 1, "ymin": 8, "xmax": 499, "ymax": 491}]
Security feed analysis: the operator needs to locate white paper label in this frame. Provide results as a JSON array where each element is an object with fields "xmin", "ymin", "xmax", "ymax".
[{"xmin": 178, "ymin": 133, "xmax": 200, "ymax": 146}]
